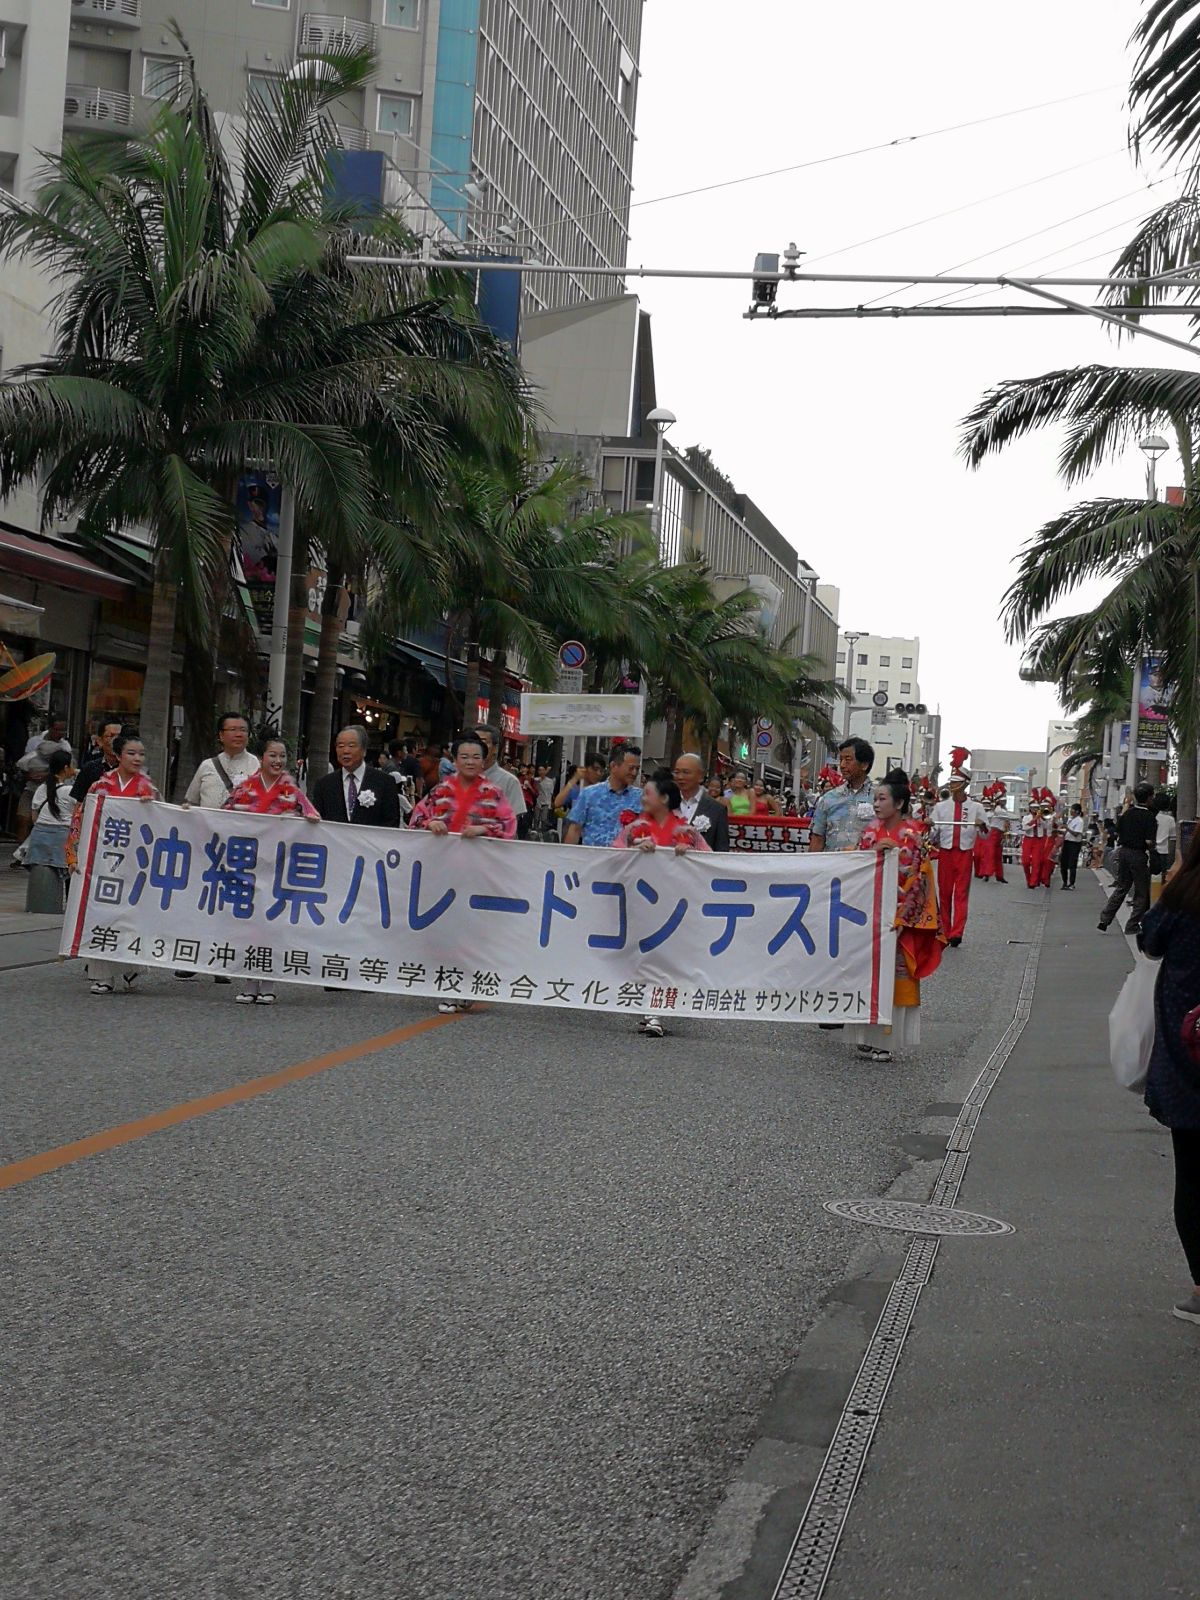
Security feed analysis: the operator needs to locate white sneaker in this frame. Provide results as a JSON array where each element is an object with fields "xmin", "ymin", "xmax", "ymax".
[
  {"xmin": 437, "ymin": 999, "xmax": 475, "ymax": 1014},
  {"xmin": 639, "ymin": 1016, "xmax": 665, "ymax": 1038},
  {"xmin": 89, "ymin": 981, "xmax": 114, "ymax": 996}
]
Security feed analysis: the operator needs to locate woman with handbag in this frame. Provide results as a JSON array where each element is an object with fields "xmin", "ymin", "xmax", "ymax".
[{"xmin": 1137, "ymin": 827, "xmax": 1200, "ymax": 1324}]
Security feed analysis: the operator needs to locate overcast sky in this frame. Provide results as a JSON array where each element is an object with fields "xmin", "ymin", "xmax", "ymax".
[{"xmin": 627, "ymin": 0, "xmax": 1189, "ymax": 754}]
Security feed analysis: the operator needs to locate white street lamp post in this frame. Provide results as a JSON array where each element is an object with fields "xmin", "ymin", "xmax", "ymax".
[
  {"xmin": 646, "ymin": 407, "xmax": 676, "ymax": 543},
  {"xmin": 841, "ymin": 631, "xmax": 863, "ymax": 740}
]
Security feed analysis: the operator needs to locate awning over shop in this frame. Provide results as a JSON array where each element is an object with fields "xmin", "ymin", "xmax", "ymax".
[
  {"xmin": 0, "ymin": 525, "xmax": 134, "ymax": 602},
  {"xmin": 0, "ymin": 593, "xmax": 44, "ymax": 637},
  {"xmin": 391, "ymin": 638, "xmax": 525, "ymax": 708}
]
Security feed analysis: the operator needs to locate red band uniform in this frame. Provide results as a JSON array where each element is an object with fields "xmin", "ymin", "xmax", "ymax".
[{"xmin": 929, "ymin": 750, "xmax": 989, "ymax": 943}]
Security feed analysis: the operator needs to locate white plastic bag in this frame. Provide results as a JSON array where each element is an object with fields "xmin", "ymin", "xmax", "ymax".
[{"xmin": 1108, "ymin": 957, "xmax": 1160, "ymax": 1093}]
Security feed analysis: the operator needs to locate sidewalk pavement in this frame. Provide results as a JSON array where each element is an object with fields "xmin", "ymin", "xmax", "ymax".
[
  {"xmin": 0, "ymin": 849, "xmax": 64, "ymax": 971},
  {"xmin": 824, "ymin": 870, "xmax": 1200, "ymax": 1599}
]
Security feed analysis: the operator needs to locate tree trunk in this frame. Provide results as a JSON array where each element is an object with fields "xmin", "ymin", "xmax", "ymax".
[
  {"xmin": 1179, "ymin": 734, "xmax": 1198, "ymax": 823},
  {"xmin": 282, "ymin": 568, "xmax": 309, "ymax": 753},
  {"xmin": 140, "ymin": 560, "xmax": 178, "ymax": 792},
  {"xmin": 487, "ymin": 648, "xmax": 507, "ymax": 725},
  {"xmin": 462, "ymin": 626, "xmax": 482, "ymax": 729},
  {"xmin": 307, "ymin": 569, "xmax": 344, "ymax": 789}
]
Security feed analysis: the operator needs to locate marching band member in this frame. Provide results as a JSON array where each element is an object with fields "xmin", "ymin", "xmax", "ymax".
[
  {"xmin": 975, "ymin": 780, "xmax": 1008, "ymax": 882},
  {"xmin": 1021, "ymin": 792, "xmax": 1054, "ymax": 889},
  {"xmin": 929, "ymin": 747, "xmax": 989, "ymax": 947}
]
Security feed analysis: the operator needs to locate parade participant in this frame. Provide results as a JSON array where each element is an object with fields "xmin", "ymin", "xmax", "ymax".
[
  {"xmin": 973, "ymin": 802, "xmax": 993, "ymax": 881},
  {"xmin": 808, "ymin": 738, "xmax": 875, "ymax": 854},
  {"xmin": 184, "ymin": 712, "xmax": 259, "ymax": 808},
  {"xmin": 67, "ymin": 735, "xmax": 159, "ymax": 993},
  {"xmin": 672, "ymin": 753, "xmax": 730, "ymax": 851},
  {"xmin": 312, "ymin": 725, "xmax": 401, "ymax": 828},
  {"xmin": 563, "ymin": 745, "xmax": 642, "ymax": 847},
  {"xmin": 851, "ymin": 769, "xmax": 943, "ymax": 1063},
  {"xmin": 975, "ymin": 781, "xmax": 1008, "ymax": 882},
  {"xmin": 221, "ymin": 736, "xmax": 320, "ymax": 1004},
  {"xmin": 1020, "ymin": 802, "xmax": 1046, "ymax": 888},
  {"xmin": 929, "ymin": 749, "xmax": 989, "ymax": 947},
  {"xmin": 612, "ymin": 768, "xmax": 710, "ymax": 1039},
  {"xmin": 410, "ymin": 735, "xmax": 518, "ymax": 1014}
]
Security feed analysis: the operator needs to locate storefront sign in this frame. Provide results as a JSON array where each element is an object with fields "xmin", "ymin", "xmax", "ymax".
[{"xmin": 64, "ymin": 799, "xmax": 896, "ymax": 1025}]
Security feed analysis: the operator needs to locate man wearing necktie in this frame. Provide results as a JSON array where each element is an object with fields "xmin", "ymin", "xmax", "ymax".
[{"xmin": 312, "ymin": 725, "xmax": 401, "ymax": 828}]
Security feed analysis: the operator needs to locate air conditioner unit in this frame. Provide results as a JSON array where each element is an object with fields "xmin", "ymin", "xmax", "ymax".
[
  {"xmin": 63, "ymin": 94, "xmax": 82, "ymax": 118},
  {"xmin": 327, "ymin": 30, "xmax": 357, "ymax": 51}
]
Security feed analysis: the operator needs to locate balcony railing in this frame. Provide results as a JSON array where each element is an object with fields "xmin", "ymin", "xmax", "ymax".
[
  {"xmin": 71, "ymin": 0, "xmax": 141, "ymax": 25},
  {"xmin": 332, "ymin": 124, "xmax": 371, "ymax": 151},
  {"xmin": 63, "ymin": 85, "xmax": 134, "ymax": 132},
  {"xmin": 298, "ymin": 14, "xmax": 377, "ymax": 56}
]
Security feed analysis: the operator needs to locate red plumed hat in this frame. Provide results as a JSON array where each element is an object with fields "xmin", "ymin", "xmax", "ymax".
[{"xmin": 949, "ymin": 745, "xmax": 971, "ymax": 770}]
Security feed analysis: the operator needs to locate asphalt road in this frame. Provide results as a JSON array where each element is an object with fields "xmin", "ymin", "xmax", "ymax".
[{"xmin": 1, "ymin": 876, "xmax": 1044, "ymax": 1600}]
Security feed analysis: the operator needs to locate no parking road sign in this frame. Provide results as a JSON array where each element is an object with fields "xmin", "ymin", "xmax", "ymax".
[{"xmin": 558, "ymin": 639, "xmax": 587, "ymax": 671}]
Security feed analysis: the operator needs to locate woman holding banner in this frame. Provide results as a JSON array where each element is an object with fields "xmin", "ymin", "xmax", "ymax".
[
  {"xmin": 410, "ymin": 735, "xmax": 517, "ymax": 1015},
  {"xmin": 850, "ymin": 769, "xmax": 944, "ymax": 1063},
  {"xmin": 68, "ymin": 734, "xmax": 160, "ymax": 995},
  {"xmin": 612, "ymin": 768, "xmax": 710, "ymax": 1039},
  {"xmin": 221, "ymin": 736, "xmax": 320, "ymax": 1004}
]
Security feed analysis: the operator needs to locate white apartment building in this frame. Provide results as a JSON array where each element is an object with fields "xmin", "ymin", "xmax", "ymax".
[{"xmin": 826, "ymin": 622, "xmax": 939, "ymax": 777}]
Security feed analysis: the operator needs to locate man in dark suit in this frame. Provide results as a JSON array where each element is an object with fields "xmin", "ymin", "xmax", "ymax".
[
  {"xmin": 312, "ymin": 725, "xmax": 401, "ymax": 827},
  {"xmin": 672, "ymin": 753, "xmax": 730, "ymax": 851}
]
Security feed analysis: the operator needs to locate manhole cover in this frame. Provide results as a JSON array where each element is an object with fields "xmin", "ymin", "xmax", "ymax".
[{"xmin": 823, "ymin": 1198, "xmax": 1014, "ymax": 1237}]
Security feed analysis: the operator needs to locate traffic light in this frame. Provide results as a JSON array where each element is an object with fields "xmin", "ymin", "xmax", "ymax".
[
  {"xmin": 894, "ymin": 702, "xmax": 928, "ymax": 716},
  {"xmin": 751, "ymin": 253, "xmax": 780, "ymax": 309}
]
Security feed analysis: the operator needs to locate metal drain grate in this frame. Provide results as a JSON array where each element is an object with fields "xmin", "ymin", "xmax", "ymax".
[
  {"xmin": 772, "ymin": 902, "xmax": 1048, "ymax": 1600},
  {"xmin": 822, "ymin": 1197, "xmax": 1014, "ymax": 1237}
]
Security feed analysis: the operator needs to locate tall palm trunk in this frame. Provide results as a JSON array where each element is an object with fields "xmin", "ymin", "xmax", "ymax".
[
  {"xmin": 141, "ymin": 557, "xmax": 178, "ymax": 791},
  {"xmin": 282, "ymin": 568, "xmax": 309, "ymax": 751},
  {"xmin": 487, "ymin": 648, "xmax": 507, "ymax": 724},
  {"xmin": 462, "ymin": 626, "xmax": 482, "ymax": 729},
  {"xmin": 307, "ymin": 567, "xmax": 344, "ymax": 789}
]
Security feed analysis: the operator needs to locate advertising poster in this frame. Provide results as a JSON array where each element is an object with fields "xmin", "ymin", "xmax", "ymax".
[
  {"xmin": 235, "ymin": 472, "xmax": 282, "ymax": 638},
  {"xmin": 1136, "ymin": 654, "xmax": 1170, "ymax": 761}
]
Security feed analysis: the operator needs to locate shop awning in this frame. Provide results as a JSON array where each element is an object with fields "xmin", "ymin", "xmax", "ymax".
[
  {"xmin": 0, "ymin": 593, "xmax": 44, "ymax": 637},
  {"xmin": 0, "ymin": 525, "xmax": 134, "ymax": 602}
]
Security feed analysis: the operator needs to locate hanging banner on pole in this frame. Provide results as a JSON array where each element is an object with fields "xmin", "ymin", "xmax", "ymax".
[
  {"xmin": 520, "ymin": 692, "xmax": 645, "ymax": 738},
  {"xmin": 1135, "ymin": 654, "xmax": 1170, "ymax": 761},
  {"xmin": 63, "ymin": 800, "xmax": 897, "ymax": 1025}
]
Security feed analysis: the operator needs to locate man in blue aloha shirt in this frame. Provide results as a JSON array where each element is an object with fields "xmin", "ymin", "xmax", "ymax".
[
  {"xmin": 809, "ymin": 737, "xmax": 876, "ymax": 853},
  {"xmin": 564, "ymin": 744, "xmax": 643, "ymax": 847}
]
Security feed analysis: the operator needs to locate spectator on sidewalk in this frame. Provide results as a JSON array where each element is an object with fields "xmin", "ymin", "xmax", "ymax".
[
  {"xmin": 24, "ymin": 718, "xmax": 71, "ymax": 759},
  {"xmin": 23, "ymin": 749, "xmax": 78, "ymax": 877},
  {"xmin": 1155, "ymin": 791, "xmax": 1178, "ymax": 879},
  {"xmin": 1099, "ymin": 782, "xmax": 1157, "ymax": 935},
  {"xmin": 184, "ymin": 713, "xmax": 260, "ymax": 808},
  {"xmin": 554, "ymin": 753, "xmax": 604, "ymax": 816},
  {"xmin": 1137, "ymin": 829, "xmax": 1200, "ymax": 1324}
]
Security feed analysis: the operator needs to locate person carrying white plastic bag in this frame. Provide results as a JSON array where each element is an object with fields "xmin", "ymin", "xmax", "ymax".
[{"xmin": 1109, "ymin": 957, "xmax": 1159, "ymax": 1093}]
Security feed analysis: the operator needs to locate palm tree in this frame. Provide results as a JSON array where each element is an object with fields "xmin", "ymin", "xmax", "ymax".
[
  {"xmin": 960, "ymin": 377, "xmax": 1200, "ymax": 815},
  {"xmin": 0, "ymin": 44, "xmax": 382, "ymax": 785}
]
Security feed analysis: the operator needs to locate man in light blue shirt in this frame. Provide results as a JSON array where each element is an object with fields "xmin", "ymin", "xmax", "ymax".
[
  {"xmin": 809, "ymin": 737, "xmax": 876, "ymax": 853},
  {"xmin": 564, "ymin": 745, "xmax": 643, "ymax": 848}
]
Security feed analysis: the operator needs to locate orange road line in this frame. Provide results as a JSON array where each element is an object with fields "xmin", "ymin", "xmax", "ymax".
[{"xmin": 0, "ymin": 1012, "xmax": 461, "ymax": 1193}]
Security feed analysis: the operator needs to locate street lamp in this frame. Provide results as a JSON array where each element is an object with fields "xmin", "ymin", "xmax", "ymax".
[
  {"xmin": 1140, "ymin": 433, "xmax": 1168, "ymax": 501},
  {"xmin": 646, "ymin": 407, "xmax": 676, "ymax": 541},
  {"xmin": 840, "ymin": 630, "xmax": 864, "ymax": 739}
]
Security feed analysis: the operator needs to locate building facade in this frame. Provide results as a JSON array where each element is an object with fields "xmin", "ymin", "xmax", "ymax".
[{"xmin": 829, "ymin": 624, "xmax": 939, "ymax": 778}]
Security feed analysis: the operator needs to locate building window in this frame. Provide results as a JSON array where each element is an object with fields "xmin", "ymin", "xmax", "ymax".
[
  {"xmin": 835, "ymin": 676, "xmax": 844, "ymax": 687},
  {"xmin": 836, "ymin": 651, "xmax": 845, "ymax": 664},
  {"xmin": 247, "ymin": 72, "xmax": 282, "ymax": 111},
  {"xmin": 878, "ymin": 680, "xmax": 888, "ymax": 693},
  {"xmin": 901, "ymin": 681, "xmax": 912, "ymax": 694},
  {"xmin": 902, "ymin": 656, "xmax": 913, "ymax": 669},
  {"xmin": 0, "ymin": 154, "xmax": 15, "ymax": 195},
  {"xmin": 855, "ymin": 678, "xmax": 866, "ymax": 692},
  {"xmin": 856, "ymin": 653, "xmax": 867, "ymax": 665},
  {"xmin": 142, "ymin": 55, "xmax": 183, "ymax": 100},
  {"xmin": 252, "ymin": 0, "xmax": 290, "ymax": 9},
  {"xmin": 376, "ymin": 92, "xmax": 415, "ymax": 139},
  {"xmin": 879, "ymin": 654, "xmax": 890, "ymax": 666},
  {"xmin": 383, "ymin": 0, "xmax": 420, "ymax": 26}
]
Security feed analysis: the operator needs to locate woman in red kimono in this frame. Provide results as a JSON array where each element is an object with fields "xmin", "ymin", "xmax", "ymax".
[
  {"xmin": 852, "ymin": 769, "xmax": 944, "ymax": 1063},
  {"xmin": 67, "ymin": 734, "xmax": 160, "ymax": 994},
  {"xmin": 220, "ymin": 737, "xmax": 320, "ymax": 1004},
  {"xmin": 611, "ymin": 769, "xmax": 710, "ymax": 1039},
  {"xmin": 409, "ymin": 735, "xmax": 517, "ymax": 1014}
]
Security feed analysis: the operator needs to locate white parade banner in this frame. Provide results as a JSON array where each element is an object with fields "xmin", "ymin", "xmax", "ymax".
[{"xmin": 63, "ymin": 799, "xmax": 897, "ymax": 1025}]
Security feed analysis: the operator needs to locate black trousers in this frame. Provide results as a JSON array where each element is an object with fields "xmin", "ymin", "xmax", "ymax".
[
  {"xmin": 1059, "ymin": 839, "xmax": 1082, "ymax": 886},
  {"xmin": 1100, "ymin": 846, "xmax": 1151, "ymax": 930},
  {"xmin": 1172, "ymin": 1129, "xmax": 1200, "ymax": 1283}
]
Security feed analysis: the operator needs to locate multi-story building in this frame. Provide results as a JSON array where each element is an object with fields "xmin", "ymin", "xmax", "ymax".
[{"xmin": 823, "ymin": 618, "xmax": 939, "ymax": 778}]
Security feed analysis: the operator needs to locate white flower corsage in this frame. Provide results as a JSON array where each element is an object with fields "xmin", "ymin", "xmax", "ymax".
[
  {"xmin": 356, "ymin": 790, "xmax": 376, "ymax": 809},
  {"xmin": 692, "ymin": 814, "xmax": 711, "ymax": 833}
]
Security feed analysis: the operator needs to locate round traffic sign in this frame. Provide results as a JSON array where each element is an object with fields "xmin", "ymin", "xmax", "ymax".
[
  {"xmin": 872, "ymin": 690, "xmax": 888, "ymax": 707},
  {"xmin": 756, "ymin": 716, "xmax": 773, "ymax": 731},
  {"xmin": 756, "ymin": 731, "xmax": 773, "ymax": 748},
  {"xmin": 558, "ymin": 639, "xmax": 587, "ymax": 670}
]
